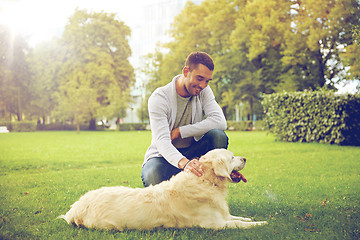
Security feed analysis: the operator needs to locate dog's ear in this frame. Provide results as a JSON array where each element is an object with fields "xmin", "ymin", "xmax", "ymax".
[{"xmin": 211, "ymin": 156, "xmax": 232, "ymax": 181}]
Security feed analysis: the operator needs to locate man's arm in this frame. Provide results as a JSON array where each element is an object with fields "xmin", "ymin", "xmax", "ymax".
[
  {"xmin": 149, "ymin": 92, "xmax": 204, "ymax": 176},
  {"xmin": 148, "ymin": 92, "xmax": 185, "ymax": 168}
]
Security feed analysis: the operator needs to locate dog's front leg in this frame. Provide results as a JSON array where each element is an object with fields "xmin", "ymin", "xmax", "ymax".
[
  {"xmin": 228, "ymin": 215, "xmax": 252, "ymax": 222},
  {"xmin": 225, "ymin": 220, "xmax": 268, "ymax": 229}
]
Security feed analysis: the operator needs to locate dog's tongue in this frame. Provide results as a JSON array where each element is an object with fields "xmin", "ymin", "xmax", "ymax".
[{"xmin": 230, "ymin": 171, "xmax": 247, "ymax": 183}]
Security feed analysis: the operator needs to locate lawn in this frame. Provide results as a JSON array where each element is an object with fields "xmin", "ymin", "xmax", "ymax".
[{"xmin": 0, "ymin": 131, "xmax": 359, "ymax": 239}]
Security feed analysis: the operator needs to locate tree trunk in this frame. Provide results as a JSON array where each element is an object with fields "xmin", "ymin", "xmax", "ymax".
[
  {"xmin": 222, "ymin": 106, "xmax": 228, "ymax": 120},
  {"xmin": 88, "ymin": 118, "xmax": 96, "ymax": 130},
  {"xmin": 315, "ymin": 49, "xmax": 326, "ymax": 88},
  {"xmin": 17, "ymin": 87, "xmax": 22, "ymax": 121},
  {"xmin": 249, "ymin": 96, "xmax": 254, "ymax": 121},
  {"xmin": 76, "ymin": 118, "xmax": 80, "ymax": 135}
]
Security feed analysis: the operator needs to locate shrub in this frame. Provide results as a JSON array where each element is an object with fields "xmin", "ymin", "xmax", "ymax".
[
  {"xmin": 118, "ymin": 123, "xmax": 147, "ymax": 131},
  {"xmin": 37, "ymin": 123, "xmax": 105, "ymax": 131},
  {"xmin": 262, "ymin": 90, "xmax": 360, "ymax": 145},
  {"xmin": 11, "ymin": 121, "xmax": 37, "ymax": 132},
  {"xmin": 226, "ymin": 120, "xmax": 265, "ymax": 131}
]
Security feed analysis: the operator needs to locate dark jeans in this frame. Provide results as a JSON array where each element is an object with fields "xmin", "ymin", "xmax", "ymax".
[{"xmin": 141, "ymin": 129, "xmax": 228, "ymax": 187}]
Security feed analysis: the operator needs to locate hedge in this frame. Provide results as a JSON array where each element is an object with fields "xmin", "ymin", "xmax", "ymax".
[
  {"xmin": 11, "ymin": 121, "xmax": 37, "ymax": 132},
  {"xmin": 226, "ymin": 120, "xmax": 265, "ymax": 131},
  {"xmin": 262, "ymin": 90, "xmax": 360, "ymax": 145},
  {"xmin": 0, "ymin": 122, "xmax": 148, "ymax": 132},
  {"xmin": 118, "ymin": 123, "xmax": 147, "ymax": 131},
  {"xmin": 36, "ymin": 123, "xmax": 102, "ymax": 131}
]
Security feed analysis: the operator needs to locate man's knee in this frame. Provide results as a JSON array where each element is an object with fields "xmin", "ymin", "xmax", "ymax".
[
  {"xmin": 141, "ymin": 160, "xmax": 164, "ymax": 187},
  {"xmin": 141, "ymin": 157, "xmax": 181, "ymax": 187},
  {"xmin": 205, "ymin": 129, "xmax": 229, "ymax": 149}
]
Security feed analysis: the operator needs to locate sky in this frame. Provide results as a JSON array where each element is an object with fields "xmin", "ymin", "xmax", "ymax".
[{"xmin": 0, "ymin": 0, "xmax": 150, "ymax": 46}]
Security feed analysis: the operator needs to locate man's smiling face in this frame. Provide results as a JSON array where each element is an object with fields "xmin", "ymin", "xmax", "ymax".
[{"xmin": 183, "ymin": 63, "xmax": 213, "ymax": 97}]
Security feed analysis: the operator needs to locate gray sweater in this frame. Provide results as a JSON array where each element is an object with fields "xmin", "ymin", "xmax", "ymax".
[{"xmin": 143, "ymin": 75, "xmax": 227, "ymax": 168}]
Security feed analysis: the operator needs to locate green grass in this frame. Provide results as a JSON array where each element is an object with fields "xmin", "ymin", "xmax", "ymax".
[{"xmin": 0, "ymin": 131, "xmax": 359, "ymax": 239}]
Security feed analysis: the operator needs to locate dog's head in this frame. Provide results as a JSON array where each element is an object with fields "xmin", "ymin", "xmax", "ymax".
[{"xmin": 200, "ymin": 149, "xmax": 247, "ymax": 183}]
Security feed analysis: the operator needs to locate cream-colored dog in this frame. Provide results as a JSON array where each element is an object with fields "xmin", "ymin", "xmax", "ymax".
[{"xmin": 59, "ymin": 149, "xmax": 267, "ymax": 230}]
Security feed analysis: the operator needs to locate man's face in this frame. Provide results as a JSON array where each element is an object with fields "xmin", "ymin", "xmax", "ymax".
[{"xmin": 183, "ymin": 64, "xmax": 213, "ymax": 97}]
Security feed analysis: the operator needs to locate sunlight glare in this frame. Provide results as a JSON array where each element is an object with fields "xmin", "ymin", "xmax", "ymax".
[
  {"xmin": 0, "ymin": 0, "xmax": 73, "ymax": 45},
  {"xmin": 0, "ymin": 0, "xmax": 145, "ymax": 46}
]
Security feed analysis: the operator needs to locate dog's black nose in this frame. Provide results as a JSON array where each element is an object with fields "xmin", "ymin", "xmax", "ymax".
[{"xmin": 243, "ymin": 157, "xmax": 246, "ymax": 163}]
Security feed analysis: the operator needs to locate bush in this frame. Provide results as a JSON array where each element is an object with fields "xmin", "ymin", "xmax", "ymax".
[
  {"xmin": 37, "ymin": 123, "xmax": 105, "ymax": 131},
  {"xmin": 118, "ymin": 123, "xmax": 147, "ymax": 131},
  {"xmin": 253, "ymin": 120, "xmax": 265, "ymax": 131},
  {"xmin": 11, "ymin": 121, "xmax": 37, "ymax": 132},
  {"xmin": 262, "ymin": 90, "xmax": 360, "ymax": 145},
  {"xmin": 226, "ymin": 120, "xmax": 265, "ymax": 131},
  {"xmin": 37, "ymin": 123, "xmax": 77, "ymax": 131}
]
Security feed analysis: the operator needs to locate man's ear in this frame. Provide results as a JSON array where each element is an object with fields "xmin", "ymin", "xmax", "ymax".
[{"xmin": 183, "ymin": 66, "xmax": 190, "ymax": 77}]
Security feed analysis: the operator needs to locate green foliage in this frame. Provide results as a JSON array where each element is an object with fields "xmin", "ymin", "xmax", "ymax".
[
  {"xmin": 36, "ymin": 123, "xmax": 148, "ymax": 131},
  {"xmin": 54, "ymin": 9, "xmax": 134, "ymax": 131},
  {"xmin": 227, "ymin": 120, "xmax": 265, "ymax": 131},
  {"xmin": 0, "ymin": 121, "xmax": 37, "ymax": 132},
  {"xmin": 143, "ymin": 0, "xmax": 360, "ymax": 121},
  {"xmin": 117, "ymin": 123, "xmax": 147, "ymax": 131},
  {"xmin": 1, "ymin": 9, "xmax": 134, "ymax": 131},
  {"xmin": 342, "ymin": 25, "xmax": 360, "ymax": 81},
  {"xmin": 227, "ymin": 121, "xmax": 252, "ymax": 131},
  {"xmin": 36, "ymin": 123, "xmax": 105, "ymax": 131},
  {"xmin": 0, "ymin": 25, "xmax": 32, "ymax": 121},
  {"xmin": 11, "ymin": 121, "xmax": 37, "ymax": 132},
  {"xmin": 0, "ymin": 131, "xmax": 359, "ymax": 239},
  {"xmin": 262, "ymin": 90, "xmax": 360, "ymax": 145},
  {"xmin": 28, "ymin": 40, "xmax": 62, "ymax": 122}
]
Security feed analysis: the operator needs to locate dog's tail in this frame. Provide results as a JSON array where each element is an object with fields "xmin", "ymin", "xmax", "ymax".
[
  {"xmin": 57, "ymin": 202, "xmax": 84, "ymax": 226},
  {"xmin": 57, "ymin": 214, "xmax": 70, "ymax": 223},
  {"xmin": 57, "ymin": 209, "xmax": 75, "ymax": 224},
  {"xmin": 57, "ymin": 204, "xmax": 77, "ymax": 224}
]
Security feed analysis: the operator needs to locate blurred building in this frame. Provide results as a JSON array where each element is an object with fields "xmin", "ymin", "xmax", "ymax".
[{"xmin": 122, "ymin": 0, "xmax": 203, "ymax": 123}]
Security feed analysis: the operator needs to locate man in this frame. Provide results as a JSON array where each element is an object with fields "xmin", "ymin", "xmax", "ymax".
[{"xmin": 142, "ymin": 51, "xmax": 228, "ymax": 187}]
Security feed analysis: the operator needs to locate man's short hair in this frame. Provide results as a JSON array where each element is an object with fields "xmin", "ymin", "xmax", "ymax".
[{"xmin": 185, "ymin": 52, "xmax": 214, "ymax": 71}]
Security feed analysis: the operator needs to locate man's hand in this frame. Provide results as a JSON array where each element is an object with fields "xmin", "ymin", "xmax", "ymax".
[
  {"xmin": 178, "ymin": 157, "xmax": 204, "ymax": 177},
  {"xmin": 171, "ymin": 128, "xmax": 181, "ymax": 141}
]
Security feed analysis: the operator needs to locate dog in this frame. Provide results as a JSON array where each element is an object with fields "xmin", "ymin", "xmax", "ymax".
[{"xmin": 59, "ymin": 149, "xmax": 267, "ymax": 230}]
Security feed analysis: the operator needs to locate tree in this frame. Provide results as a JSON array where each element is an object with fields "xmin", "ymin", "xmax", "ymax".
[
  {"xmin": 0, "ymin": 25, "xmax": 32, "ymax": 121},
  {"xmin": 160, "ymin": 2, "xmax": 211, "ymax": 86},
  {"xmin": 56, "ymin": 9, "xmax": 134, "ymax": 132},
  {"xmin": 281, "ymin": 0, "xmax": 360, "ymax": 89},
  {"xmin": 229, "ymin": 0, "xmax": 293, "ymax": 119},
  {"xmin": 28, "ymin": 39, "xmax": 62, "ymax": 124},
  {"xmin": 342, "ymin": 25, "xmax": 360, "ymax": 89},
  {"xmin": 151, "ymin": 0, "xmax": 243, "ymax": 114},
  {"xmin": 156, "ymin": 0, "xmax": 278, "ymax": 119},
  {"xmin": 138, "ymin": 50, "xmax": 164, "ymax": 122},
  {"xmin": 142, "ymin": 50, "xmax": 165, "ymax": 94},
  {"xmin": 144, "ymin": 0, "xmax": 359, "ymax": 120}
]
